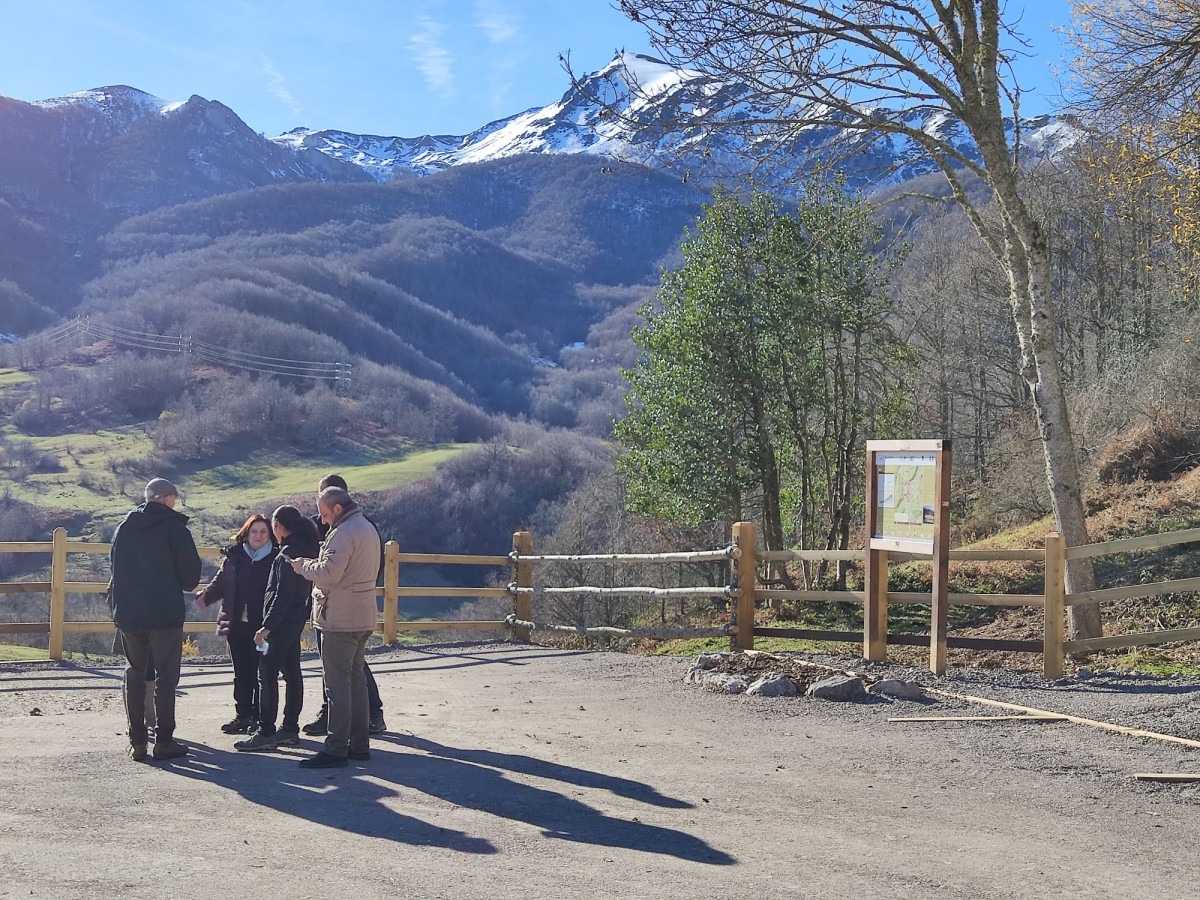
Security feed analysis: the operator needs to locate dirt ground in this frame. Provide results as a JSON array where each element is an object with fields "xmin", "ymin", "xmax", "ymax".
[{"xmin": 2, "ymin": 643, "xmax": 1199, "ymax": 900}]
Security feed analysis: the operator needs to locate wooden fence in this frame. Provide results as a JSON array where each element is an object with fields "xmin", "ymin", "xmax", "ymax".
[
  {"xmin": 3, "ymin": 524, "xmax": 1200, "ymax": 678},
  {"xmin": 0, "ymin": 529, "xmax": 512, "ymax": 657}
]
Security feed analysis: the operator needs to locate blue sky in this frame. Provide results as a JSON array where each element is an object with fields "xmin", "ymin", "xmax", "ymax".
[{"xmin": 0, "ymin": 0, "xmax": 1075, "ymax": 139}]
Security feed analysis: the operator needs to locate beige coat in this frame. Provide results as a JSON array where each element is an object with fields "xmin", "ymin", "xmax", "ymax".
[{"xmin": 299, "ymin": 506, "xmax": 379, "ymax": 633}]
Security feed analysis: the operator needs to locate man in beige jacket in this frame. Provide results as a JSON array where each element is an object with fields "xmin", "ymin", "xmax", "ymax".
[{"xmin": 287, "ymin": 486, "xmax": 380, "ymax": 768}]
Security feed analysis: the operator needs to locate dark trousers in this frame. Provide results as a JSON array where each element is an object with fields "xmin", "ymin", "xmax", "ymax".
[
  {"xmin": 257, "ymin": 633, "xmax": 303, "ymax": 736},
  {"xmin": 313, "ymin": 627, "xmax": 382, "ymax": 715},
  {"xmin": 321, "ymin": 629, "xmax": 371, "ymax": 757},
  {"xmin": 227, "ymin": 623, "xmax": 260, "ymax": 719},
  {"xmin": 120, "ymin": 627, "xmax": 183, "ymax": 745}
]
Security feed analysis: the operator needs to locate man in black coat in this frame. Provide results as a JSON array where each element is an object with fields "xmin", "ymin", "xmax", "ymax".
[{"xmin": 108, "ymin": 477, "xmax": 202, "ymax": 762}]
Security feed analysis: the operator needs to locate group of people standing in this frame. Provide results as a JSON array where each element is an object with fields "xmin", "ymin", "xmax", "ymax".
[{"xmin": 106, "ymin": 474, "xmax": 386, "ymax": 769}]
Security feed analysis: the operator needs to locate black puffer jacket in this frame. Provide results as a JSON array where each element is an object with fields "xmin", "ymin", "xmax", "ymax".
[
  {"xmin": 261, "ymin": 530, "xmax": 320, "ymax": 641},
  {"xmin": 198, "ymin": 542, "xmax": 276, "ymax": 637},
  {"xmin": 108, "ymin": 501, "xmax": 202, "ymax": 631}
]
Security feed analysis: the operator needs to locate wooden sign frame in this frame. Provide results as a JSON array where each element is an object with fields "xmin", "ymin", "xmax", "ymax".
[{"xmin": 864, "ymin": 439, "xmax": 952, "ymax": 674}]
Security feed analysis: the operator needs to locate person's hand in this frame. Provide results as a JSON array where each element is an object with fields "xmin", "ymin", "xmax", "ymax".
[
  {"xmin": 254, "ymin": 628, "xmax": 269, "ymax": 647},
  {"xmin": 195, "ymin": 589, "xmax": 208, "ymax": 609},
  {"xmin": 289, "ymin": 557, "xmax": 305, "ymax": 574}
]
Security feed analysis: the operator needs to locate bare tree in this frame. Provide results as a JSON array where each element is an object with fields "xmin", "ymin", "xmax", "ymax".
[
  {"xmin": 589, "ymin": 0, "xmax": 1101, "ymax": 637},
  {"xmin": 1067, "ymin": 0, "xmax": 1200, "ymax": 129}
]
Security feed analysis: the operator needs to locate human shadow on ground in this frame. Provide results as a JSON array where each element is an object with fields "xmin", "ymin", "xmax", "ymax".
[
  {"xmin": 398, "ymin": 734, "xmax": 691, "ymax": 808},
  {"xmin": 167, "ymin": 736, "xmax": 734, "ymax": 864}
]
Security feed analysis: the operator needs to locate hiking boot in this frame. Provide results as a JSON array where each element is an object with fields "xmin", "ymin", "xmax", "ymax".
[
  {"xmin": 128, "ymin": 742, "xmax": 148, "ymax": 762},
  {"xmin": 220, "ymin": 716, "xmax": 255, "ymax": 735},
  {"xmin": 369, "ymin": 711, "xmax": 387, "ymax": 735},
  {"xmin": 234, "ymin": 731, "xmax": 278, "ymax": 752},
  {"xmin": 302, "ymin": 710, "xmax": 328, "ymax": 735},
  {"xmin": 152, "ymin": 739, "xmax": 189, "ymax": 760},
  {"xmin": 274, "ymin": 728, "xmax": 300, "ymax": 747},
  {"xmin": 298, "ymin": 750, "xmax": 347, "ymax": 769}
]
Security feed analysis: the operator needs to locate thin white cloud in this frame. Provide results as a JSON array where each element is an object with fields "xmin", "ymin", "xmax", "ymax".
[
  {"xmin": 473, "ymin": 0, "xmax": 527, "ymax": 114},
  {"xmin": 409, "ymin": 13, "xmax": 455, "ymax": 99},
  {"xmin": 474, "ymin": 0, "xmax": 519, "ymax": 44},
  {"xmin": 262, "ymin": 57, "xmax": 304, "ymax": 118}
]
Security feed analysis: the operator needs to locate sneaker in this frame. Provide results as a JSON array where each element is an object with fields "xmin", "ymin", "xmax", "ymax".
[
  {"xmin": 128, "ymin": 742, "xmax": 148, "ymax": 762},
  {"xmin": 274, "ymin": 728, "xmax": 300, "ymax": 747},
  {"xmin": 221, "ymin": 716, "xmax": 255, "ymax": 735},
  {"xmin": 302, "ymin": 710, "xmax": 328, "ymax": 735},
  {"xmin": 369, "ymin": 711, "xmax": 387, "ymax": 735},
  {"xmin": 152, "ymin": 739, "xmax": 189, "ymax": 760},
  {"xmin": 298, "ymin": 750, "xmax": 347, "ymax": 769},
  {"xmin": 348, "ymin": 749, "xmax": 370, "ymax": 761},
  {"xmin": 234, "ymin": 731, "xmax": 278, "ymax": 752}
]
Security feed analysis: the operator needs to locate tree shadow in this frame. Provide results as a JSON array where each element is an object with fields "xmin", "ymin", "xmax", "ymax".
[{"xmin": 167, "ymin": 737, "xmax": 735, "ymax": 864}]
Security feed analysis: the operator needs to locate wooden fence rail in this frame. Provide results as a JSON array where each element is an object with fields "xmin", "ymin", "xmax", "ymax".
[{"xmin": 4, "ymin": 524, "xmax": 1200, "ymax": 674}]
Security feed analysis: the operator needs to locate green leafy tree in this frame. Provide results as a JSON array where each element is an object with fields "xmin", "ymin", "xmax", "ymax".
[{"xmin": 615, "ymin": 184, "xmax": 911, "ymax": 577}]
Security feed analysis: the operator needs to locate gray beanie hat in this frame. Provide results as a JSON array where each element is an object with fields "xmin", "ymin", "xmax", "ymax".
[{"xmin": 144, "ymin": 477, "xmax": 179, "ymax": 502}]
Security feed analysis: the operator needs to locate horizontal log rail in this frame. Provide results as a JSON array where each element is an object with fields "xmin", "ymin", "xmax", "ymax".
[
  {"xmin": 393, "ymin": 586, "xmax": 511, "ymax": 598},
  {"xmin": 759, "ymin": 549, "xmax": 865, "ymax": 562},
  {"xmin": 1063, "ymin": 625, "xmax": 1200, "ymax": 654},
  {"xmin": 1064, "ymin": 526, "xmax": 1200, "ymax": 560},
  {"xmin": 753, "ymin": 627, "xmax": 1042, "ymax": 652},
  {"xmin": 510, "ymin": 584, "xmax": 733, "ymax": 598},
  {"xmin": 756, "ymin": 589, "xmax": 1042, "ymax": 608},
  {"xmin": 759, "ymin": 548, "xmax": 1046, "ymax": 563},
  {"xmin": 510, "ymin": 547, "xmax": 737, "ymax": 563},
  {"xmin": 1065, "ymin": 575, "xmax": 1200, "ymax": 607},
  {"xmin": 398, "ymin": 553, "xmax": 510, "ymax": 566},
  {"xmin": 0, "ymin": 582, "xmax": 53, "ymax": 595},
  {"xmin": 888, "ymin": 591, "xmax": 1044, "ymax": 608},
  {"xmin": 756, "ymin": 589, "xmax": 868, "ymax": 604},
  {"xmin": 505, "ymin": 615, "xmax": 733, "ymax": 640}
]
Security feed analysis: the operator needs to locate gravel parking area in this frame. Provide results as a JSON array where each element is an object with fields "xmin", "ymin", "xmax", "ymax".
[{"xmin": 1, "ymin": 643, "xmax": 1199, "ymax": 900}]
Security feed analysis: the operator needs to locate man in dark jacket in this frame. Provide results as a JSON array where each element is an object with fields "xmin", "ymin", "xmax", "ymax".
[{"xmin": 108, "ymin": 477, "xmax": 202, "ymax": 762}]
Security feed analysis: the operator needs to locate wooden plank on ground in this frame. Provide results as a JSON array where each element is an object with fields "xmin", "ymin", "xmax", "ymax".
[
  {"xmin": 927, "ymin": 688, "xmax": 1200, "ymax": 750},
  {"xmin": 889, "ymin": 714, "xmax": 1069, "ymax": 723},
  {"xmin": 1132, "ymin": 773, "xmax": 1200, "ymax": 783}
]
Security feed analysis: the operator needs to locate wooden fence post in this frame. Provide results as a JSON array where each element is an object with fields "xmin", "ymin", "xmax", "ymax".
[
  {"xmin": 929, "ymin": 447, "xmax": 952, "ymax": 676},
  {"xmin": 49, "ymin": 527, "xmax": 67, "ymax": 661},
  {"xmin": 1044, "ymin": 532, "xmax": 1065, "ymax": 679},
  {"xmin": 510, "ymin": 531, "xmax": 533, "ymax": 642},
  {"xmin": 382, "ymin": 540, "xmax": 400, "ymax": 644},
  {"xmin": 731, "ymin": 521, "xmax": 756, "ymax": 651},
  {"xmin": 863, "ymin": 548, "xmax": 888, "ymax": 661}
]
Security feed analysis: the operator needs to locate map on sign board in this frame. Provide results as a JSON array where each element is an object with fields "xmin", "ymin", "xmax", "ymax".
[{"xmin": 874, "ymin": 452, "xmax": 938, "ymax": 544}]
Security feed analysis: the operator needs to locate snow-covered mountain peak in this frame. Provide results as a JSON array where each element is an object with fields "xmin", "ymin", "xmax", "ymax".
[
  {"xmin": 34, "ymin": 85, "xmax": 182, "ymax": 118},
  {"xmin": 265, "ymin": 53, "xmax": 1083, "ymax": 191}
]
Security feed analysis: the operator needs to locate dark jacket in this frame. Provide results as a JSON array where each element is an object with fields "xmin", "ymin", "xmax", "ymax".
[
  {"xmin": 261, "ymin": 530, "xmax": 319, "ymax": 641},
  {"xmin": 198, "ymin": 542, "xmax": 276, "ymax": 637},
  {"xmin": 108, "ymin": 501, "xmax": 202, "ymax": 631}
]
